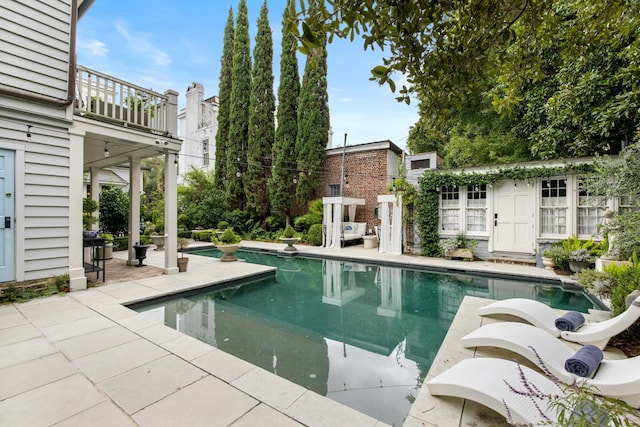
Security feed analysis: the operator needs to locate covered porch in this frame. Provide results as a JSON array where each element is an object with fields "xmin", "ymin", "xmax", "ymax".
[{"xmin": 68, "ymin": 65, "xmax": 182, "ymax": 291}]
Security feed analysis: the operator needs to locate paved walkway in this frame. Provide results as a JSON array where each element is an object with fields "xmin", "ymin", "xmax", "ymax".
[{"xmin": 0, "ymin": 241, "xmax": 604, "ymax": 426}]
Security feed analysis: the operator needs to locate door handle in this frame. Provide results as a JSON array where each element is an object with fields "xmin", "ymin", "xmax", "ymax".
[{"xmin": 4, "ymin": 216, "xmax": 10, "ymax": 229}]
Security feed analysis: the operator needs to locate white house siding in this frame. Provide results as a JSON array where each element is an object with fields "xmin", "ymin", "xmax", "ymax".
[
  {"xmin": 0, "ymin": 110, "xmax": 72, "ymax": 281},
  {"xmin": 0, "ymin": 0, "xmax": 73, "ymax": 101}
]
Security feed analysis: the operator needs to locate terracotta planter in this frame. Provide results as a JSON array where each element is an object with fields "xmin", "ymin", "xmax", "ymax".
[
  {"xmin": 279, "ymin": 237, "xmax": 300, "ymax": 252},
  {"xmin": 217, "ymin": 244, "xmax": 240, "ymax": 262},
  {"xmin": 177, "ymin": 257, "xmax": 189, "ymax": 272},
  {"xmin": 445, "ymin": 248, "xmax": 474, "ymax": 261}
]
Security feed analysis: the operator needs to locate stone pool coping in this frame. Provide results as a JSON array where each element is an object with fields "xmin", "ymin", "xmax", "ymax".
[{"xmin": 0, "ymin": 241, "xmax": 611, "ymax": 426}]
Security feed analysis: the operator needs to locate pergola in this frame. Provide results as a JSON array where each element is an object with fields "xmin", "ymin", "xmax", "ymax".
[
  {"xmin": 377, "ymin": 194, "xmax": 403, "ymax": 255},
  {"xmin": 322, "ymin": 197, "xmax": 365, "ymax": 249}
]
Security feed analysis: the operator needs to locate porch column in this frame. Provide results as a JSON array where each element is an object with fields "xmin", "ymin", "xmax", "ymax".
[
  {"xmin": 90, "ymin": 167, "xmax": 100, "ymax": 229},
  {"xmin": 68, "ymin": 129, "xmax": 87, "ymax": 291},
  {"xmin": 127, "ymin": 159, "xmax": 142, "ymax": 265},
  {"xmin": 164, "ymin": 89, "xmax": 179, "ymax": 138},
  {"xmin": 164, "ymin": 152, "xmax": 178, "ymax": 274}
]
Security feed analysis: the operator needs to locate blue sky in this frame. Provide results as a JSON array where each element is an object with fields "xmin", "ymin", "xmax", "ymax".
[{"xmin": 76, "ymin": 0, "xmax": 418, "ymax": 150}]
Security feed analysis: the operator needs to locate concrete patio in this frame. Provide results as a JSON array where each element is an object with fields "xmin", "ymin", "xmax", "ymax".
[{"xmin": 0, "ymin": 241, "xmax": 617, "ymax": 426}]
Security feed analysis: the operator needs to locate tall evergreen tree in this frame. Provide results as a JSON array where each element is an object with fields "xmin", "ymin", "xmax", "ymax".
[
  {"xmin": 268, "ymin": 0, "xmax": 300, "ymax": 226},
  {"xmin": 214, "ymin": 8, "xmax": 234, "ymax": 191},
  {"xmin": 295, "ymin": 37, "xmax": 329, "ymax": 206},
  {"xmin": 226, "ymin": 0, "xmax": 251, "ymax": 210},
  {"xmin": 245, "ymin": 1, "xmax": 275, "ymax": 222}
]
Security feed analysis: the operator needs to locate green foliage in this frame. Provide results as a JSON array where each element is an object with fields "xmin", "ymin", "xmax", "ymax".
[
  {"xmin": 265, "ymin": 215, "xmax": 285, "ymax": 231},
  {"xmin": 98, "ymin": 233, "xmax": 114, "ymax": 243},
  {"xmin": 178, "ymin": 169, "xmax": 227, "ymax": 230},
  {"xmin": 224, "ymin": 209, "xmax": 253, "ymax": 234},
  {"xmin": 282, "ymin": 224, "xmax": 296, "ymax": 238},
  {"xmin": 214, "ymin": 7, "xmax": 234, "ymax": 191},
  {"xmin": 308, "ymin": 223, "xmax": 323, "ymax": 246},
  {"xmin": 177, "ymin": 237, "xmax": 189, "ymax": 257},
  {"xmin": 99, "ymin": 185, "xmax": 129, "ymax": 235},
  {"xmin": 82, "ymin": 198, "xmax": 99, "ymax": 230},
  {"xmin": 217, "ymin": 221, "xmax": 229, "ymax": 230},
  {"xmin": 218, "ymin": 227, "xmax": 241, "ymax": 244},
  {"xmin": 603, "ymin": 211, "xmax": 640, "ymax": 260},
  {"xmin": 113, "ymin": 236, "xmax": 128, "ymax": 251},
  {"xmin": 177, "ymin": 230, "xmax": 192, "ymax": 238},
  {"xmin": 245, "ymin": 1, "xmax": 275, "ymax": 223},
  {"xmin": 191, "ymin": 230, "xmax": 213, "ymax": 241},
  {"xmin": 227, "ymin": 0, "xmax": 251, "ymax": 210},
  {"xmin": 441, "ymin": 233, "xmax": 478, "ymax": 255},
  {"xmin": 291, "ymin": 1, "xmax": 640, "ymax": 161},
  {"xmin": 293, "ymin": 198, "xmax": 323, "ymax": 231},
  {"xmin": 269, "ymin": 0, "xmax": 300, "ymax": 222},
  {"xmin": 545, "ymin": 245, "xmax": 571, "ymax": 271},
  {"xmin": 295, "ymin": 35, "xmax": 329, "ymax": 207}
]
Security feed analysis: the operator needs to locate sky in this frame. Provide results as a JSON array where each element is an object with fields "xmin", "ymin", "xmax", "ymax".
[{"xmin": 76, "ymin": 0, "xmax": 419, "ymax": 150}]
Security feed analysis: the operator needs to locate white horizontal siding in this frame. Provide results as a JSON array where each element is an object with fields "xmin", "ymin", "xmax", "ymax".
[
  {"xmin": 24, "ymin": 226, "xmax": 68, "ymax": 239},
  {"xmin": 0, "ymin": 0, "xmax": 72, "ymax": 100},
  {"xmin": 25, "ymin": 237, "xmax": 69, "ymax": 250}
]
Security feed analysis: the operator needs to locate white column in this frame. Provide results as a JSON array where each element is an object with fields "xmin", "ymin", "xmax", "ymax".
[
  {"xmin": 127, "ymin": 159, "xmax": 142, "ymax": 265},
  {"xmin": 90, "ymin": 168, "xmax": 100, "ymax": 229},
  {"xmin": 164, "ymin": 152, "xmax": 178, "ymax": 274},
  {"xmin": 68, "ymin": 129, "xmax": 87, "ymax": 291}
]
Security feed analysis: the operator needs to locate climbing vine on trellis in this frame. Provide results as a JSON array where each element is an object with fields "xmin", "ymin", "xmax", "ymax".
[{"xmin": 416, "ymin": 163, "xmax": 594, "ymax": 256}]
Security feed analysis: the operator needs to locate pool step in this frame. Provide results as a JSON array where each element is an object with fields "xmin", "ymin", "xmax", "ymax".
[{"xmin": 488, "ymin": 256, "xmax": 536, "ymax": 266}]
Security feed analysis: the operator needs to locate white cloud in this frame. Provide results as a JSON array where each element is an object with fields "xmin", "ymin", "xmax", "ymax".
[
  {"xmin": 114, "ymin": 19, "xmax": 172, "ymax": 67},
  {"xmin": 77, "ymin": 38, "xmax": 109, "ymax": 56}
]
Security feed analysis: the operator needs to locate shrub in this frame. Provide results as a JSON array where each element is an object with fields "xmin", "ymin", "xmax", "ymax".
[
  {"xmin": 294, "ymin": 199, "xmax": 323, "ymax": 231},
  {"xmin": 177, "ymin": 230, "xmax": 192, "ymax": 238},
  {"xmin": 282, "ymin": 224, "xmax": 296, "ymax": 238},
  {"xmin": 308, "ymin": 224, "xmax": 323, "ymax": 246},
  {"xmin": 544, "ymin": 245, "xmax": 570, "ymax": 271},
  {"xmin": 113, "ymin": 236, "xmax": 128, "ymax": 251},
  {"xmin": 217, "ymin": 221, "xmax": 229, "ymax": 230},
  {"xmin": 218, "ymin": 227, "xmax": 241, "ymax": 244},
  {"xmin": 191, "ymin": 230, "xmax": 213, "ymax": 241}
]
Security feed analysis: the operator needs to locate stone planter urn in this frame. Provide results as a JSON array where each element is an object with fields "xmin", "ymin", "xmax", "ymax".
[
  {"xmin": 279, "ymin": 237, "xmax": 300, "ymax": 252},
  {"xmin": 445, "ymin": 248, "xmax": 474, "ymax": 261},
  {"xmin": 542, "ymin": 256, "xmax": 555, "ymax": 270},
  {"xmin": 151, "ymin": 235, "xmax": 165, "ymax": 251},
  {"xmin": 217, "ymin": 244, "xmax": 240, "ymax": 262},
  {"xmin": 96, "ymin": 242, "xmax": 113, "ymax": 260},
  {"xmin": 132, "ymin": 244, "xmax": 150, "ymax": 267},
  {"xmin": 568, "ymin": 260, "xmax": 591, "ymax": 273}
]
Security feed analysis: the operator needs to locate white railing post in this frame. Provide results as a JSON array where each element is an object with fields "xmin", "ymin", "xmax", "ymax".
[{"xmin": 164, "ymin": 89, "xmax": 178, "ymax": 137}]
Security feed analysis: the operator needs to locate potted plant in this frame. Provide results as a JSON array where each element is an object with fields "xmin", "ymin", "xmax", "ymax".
[
  {"xmin": 279, "ymin": 224, "xmax": 300, "ymax": 252},
  {"xmin": 214, "ymin": 227, "xmax": 241, "ymax": 262},
  {"xmin": 216, "ymin": 220, "xmax": 229, "ymax": 240},
  {"xmin": 568, "ymin": 248, "xmax": 594, "ymax": 273},
  {"xmin": 441, "ymin": 233, "xmax": 477, "ymax": 261},
  {"xmin": 82, "ymin": 198, "xmax": 99, "ymax": 237},
  {"xmin": 150, "ymin": 220, "xmax": 165, "ymax": 251},
  {"xmin": 97, "ymin": 233, "xmax": 114, "ymax": 260},
  {"xmin": 177, "ymin": 237, "xmax": 190, "ymax": 272}
]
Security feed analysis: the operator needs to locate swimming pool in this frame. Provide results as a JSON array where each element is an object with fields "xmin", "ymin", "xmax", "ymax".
[{"xmin": 132, "ymin": 249, "xmax": 596, "ymax": 426}]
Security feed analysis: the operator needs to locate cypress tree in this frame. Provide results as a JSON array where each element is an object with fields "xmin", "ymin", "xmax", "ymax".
[
  {"xmin": 214, "ymin": 8, "xmax": 234, "ymax": 191},
  {"xmin": 295, "ymin": 36, "xmax": 329, "ymax": 206},
  {"xmin": 226, "ymin": 0, "xmax": 251, "ymax": 210},
  {"xmin": 245, "ymin": 0, "xmax": 275, "ymax": 222},
  {"xmin": 268, "ymin": 0, "xmax": 300, "ymax": 226}
]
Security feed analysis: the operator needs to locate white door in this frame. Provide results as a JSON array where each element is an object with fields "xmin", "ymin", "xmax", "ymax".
[
  {"xmin": 0, "ymin": 149, "xmax": 15, "ymax": 282},
  {"xmin": 493, "ymin": 180, "xmax": 534, "ymax": 253}
]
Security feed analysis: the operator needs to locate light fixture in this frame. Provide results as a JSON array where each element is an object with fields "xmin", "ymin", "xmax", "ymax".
[
  {"xmin": 513, "ymin": 180, "xmax": 518, "ymax": 189},
  {"xmin": 236, "ymin": 171, "xmax": 241, "ymax": 178},
  {"xmin": 292, "ymin": 177, "xmax": 297, "ymax": 184},
  {"xmin": 174, "ymin": 154, "xmax": 178, "ymax": 165},
  {"xmin": 26, "ymin": 125, "xmax": 32, "ymax": 142},
  {"xmin": 104, "ymin": 141, "xmax": 110, "ymax": 157}
]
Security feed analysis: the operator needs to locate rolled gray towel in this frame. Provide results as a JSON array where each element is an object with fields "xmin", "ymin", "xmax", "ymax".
[
  {"xmin": 555, "ymin": 311, "xmax": 585, "ymax": 332},
  {"xmin": 564, "ymin": 345, "xmax": 603, "ymax": 378}
]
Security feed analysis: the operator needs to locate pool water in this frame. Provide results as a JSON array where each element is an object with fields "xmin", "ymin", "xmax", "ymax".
[{"xmin": 132, "ymin": 249, "xmax": 596, "ymax": 426}]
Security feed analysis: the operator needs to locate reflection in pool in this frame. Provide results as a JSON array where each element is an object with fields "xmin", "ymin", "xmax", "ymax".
[{"xmin": 132, "ymin": 250, "xmax": 596, "ymax": 426}]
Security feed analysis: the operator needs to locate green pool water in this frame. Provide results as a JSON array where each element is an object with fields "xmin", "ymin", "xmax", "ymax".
[{"xmin": 132, "ymin": 249, "xmax": 597, "ymax": 426}]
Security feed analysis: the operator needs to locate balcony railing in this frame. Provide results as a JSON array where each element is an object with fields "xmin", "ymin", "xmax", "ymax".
[{"xmin": 74, "ymin": 65, "xmax": 176, "ymax": 137}]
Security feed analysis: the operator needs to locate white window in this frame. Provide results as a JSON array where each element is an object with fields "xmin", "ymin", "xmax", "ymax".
[
  {"xmin": 466, "ymin": 184, "xmax": 487, "ymax": 232},
  {"xmin": 540, "ymin": 179, "xmax": 567, "ymax": 235},
  {"xmin": 328, "ymin": 184, "xmax": 341, "ymax": 196},
  {"xmin": 441, "ymin": 185, "xmax": 460, "ymax": 231},
  {"xmin": 577, "ymin": 180, "xmax": 607, "ymax": 237},
  {"xmin": 202, "ymin": 139, "xmax": 209, "ymax": 166},
  {"xmin": 619, "ymin": 195, "xmax": 637, "ymax": 215}
]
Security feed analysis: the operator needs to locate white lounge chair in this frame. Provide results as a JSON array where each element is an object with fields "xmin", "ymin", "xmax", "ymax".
[
  {"xmin": 426, "ymin": 358, "xmax": 564, "ymax": 425},
  {"xmin": 476, "ymin": 296, "xmax": 640, "ymax": 349},
  {"xmin": 461, "ymin": 321, "xmax": 640, "ymax": 407}
]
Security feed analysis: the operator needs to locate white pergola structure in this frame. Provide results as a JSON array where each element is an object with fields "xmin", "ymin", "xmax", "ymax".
[
  {"xmin": 377, "ymin": 194, "xmax": 403, "ymax": 255},
  {"xmin": 322, "ymin": 197, "xmax": 365, "ymax": 249}
]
